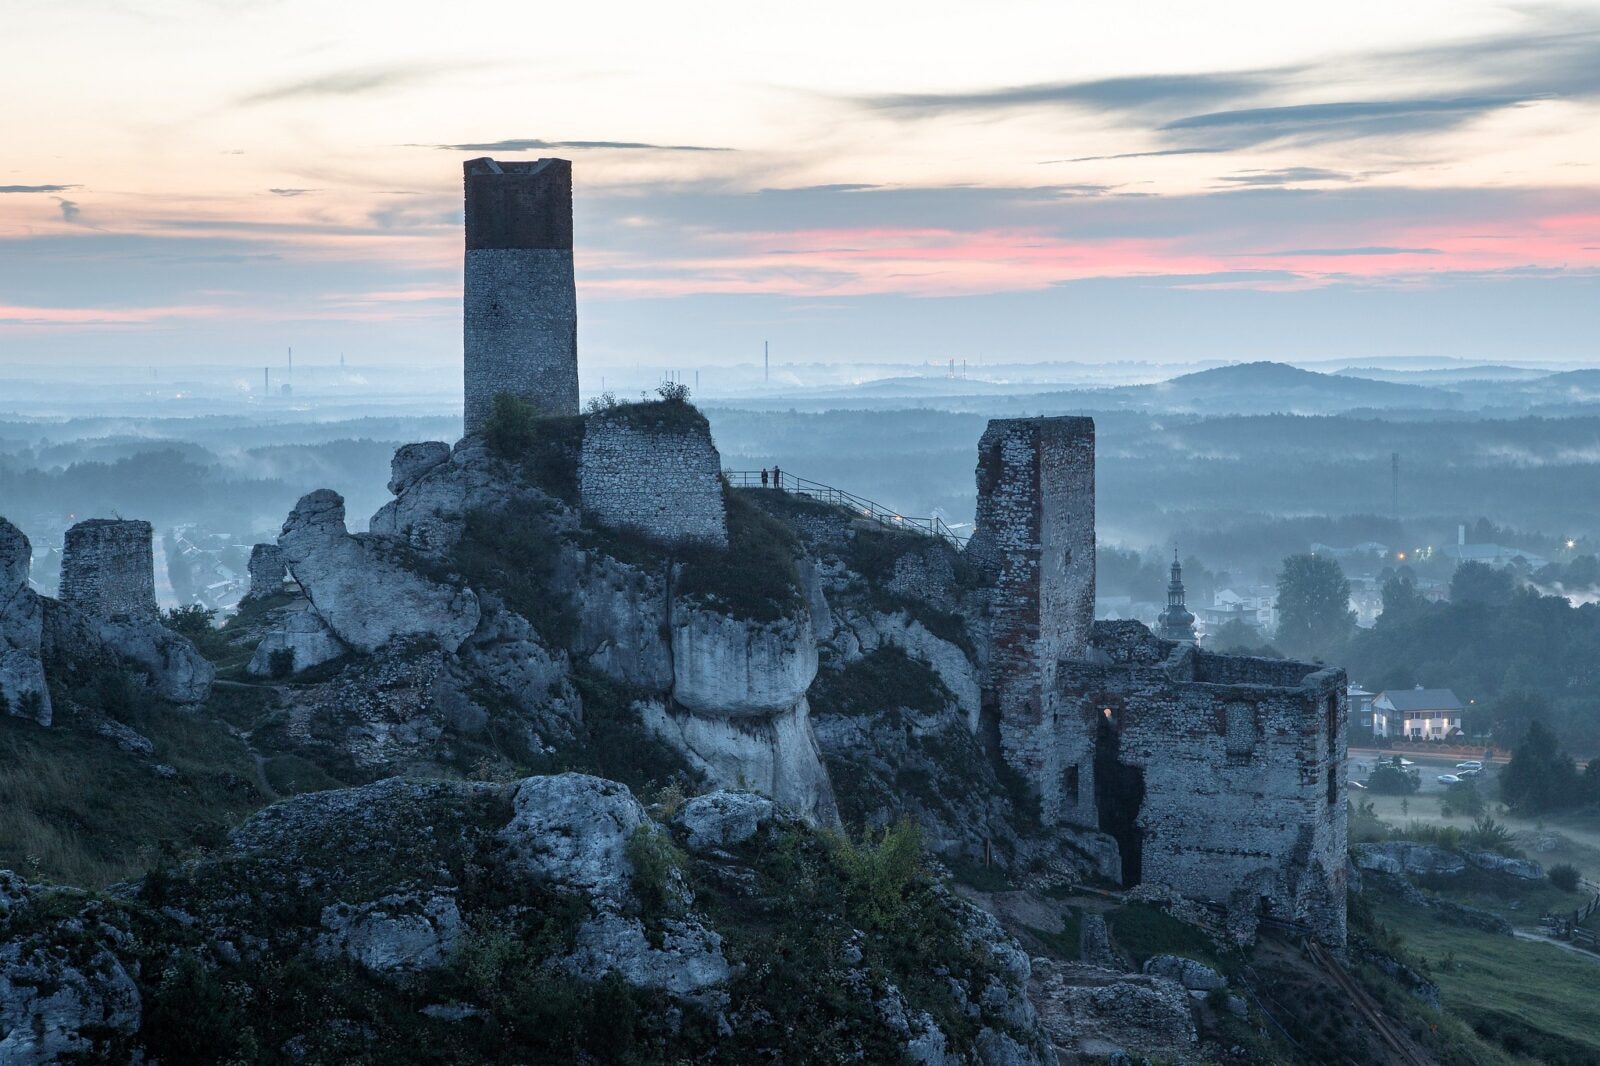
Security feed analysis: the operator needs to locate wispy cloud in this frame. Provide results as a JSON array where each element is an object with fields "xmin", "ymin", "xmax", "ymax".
[
  {"xmin": 1216, "ymin": 167, "xmax": 1355, "ymax": 185},
  {"xmin": 267, "ymin": 187, "xmax": 320, "ymax": 197},
  {"xmin": 55, "ymin": 198, "xmax": 81, "ymax": 223},
  {"xmin": 237, "ymin": 63, "xmax": 462, "ymax": 106},
  {"xmin": 1164, "ymin": 95, "xmax": 1540, "ymax": 147},
  {"xmin": 1233, "ymin": 246, "xmax": 1444, "ymax": 257},
  {"xmin": 0, "ymin": 184, "xmax": 78, "ymax": 193},
  {"xmin": 1044, "ymin": 148, "xmax": 1231, "ymax": 164},
  {"xmin": 859, "ymin": 71, "xmax": 1277, "ymax": 117},
  {"xmin": 420, "ymin": 138, "xmax": 733, "ymax": 152}
]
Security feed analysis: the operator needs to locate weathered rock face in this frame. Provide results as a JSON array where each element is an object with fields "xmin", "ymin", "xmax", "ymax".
[
  {"xmin": 1143, "ymin": 954, "xmax": 1226, "ymax": 991},
  {"xmin": 1352, "ymin": 842, "xmax": 1468, "ymax": 879},
  {"xmin": 246, "ymin": 603, "xmax": 346, "ymax": 677},
  {"xmin": 832, "ymin": 607, "xmax": 981, "ymax": 731},
  {"xmin": 457, "ymin": 597, "xmax": 580, "ymax": 729},
  {"xmin": 671, "ymin": 606, "xmax": 818, "ymax": 717},
  {"xmin": 0, "ymin": 519, "xmax": 51, "ymax": 726},
  {"xmin": 499, "ymin": 773, "xmax": 652, "ymax": 906},
  {"xmin": 563, "ymin": 549, "xmax": 673, "ymax": 691},
  {"xmin": 0, "ymin": 874, "xmax": 142, "ymax": 1065},
  {"xmin": 674, "ymin": 791, "xmax": 777, "ymax": 852},
  {"xmin": 1032, "ymin": 963, "xmax": 1196, "ymax": 1061},
  {"xmin": 317, "ymin": 892, "xmax": 464, "ymax": 977},
  {"xmin": 639, "ymin": 698, "xmax": 838, "ymax": 826},
  {"xmin": 280, "ymin": 489, "xmax": 480, "ymax": 654},
  {"xmin": 369, "ymin": 437, "xmax": 528, "ymax": 558},
  {"xmin": 578, "ymin": 404, "xmax": 728, "ymax": 548},
  {"xmin": 97, "ymin": 616, "xmax": 216, "ymax": 704}
]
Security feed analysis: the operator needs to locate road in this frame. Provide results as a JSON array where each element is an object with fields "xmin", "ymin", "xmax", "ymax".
[{"xmin": 1348, "ymin": 749, "xmax": 1496, "ymax": 795}]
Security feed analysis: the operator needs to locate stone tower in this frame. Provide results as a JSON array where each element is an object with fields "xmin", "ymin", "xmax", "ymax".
[
  {"xmin": 59, "ymin": 518, "xmax": 158, "ymax": 621},
  {"xmin": 462, "ymin": 157, "xmax": 578, "ymax": 434},
  {"xmin": 965, "ymin": 416, "xmax": 1095, "ymax": 813},
  {"xmin": 1155, "ymin": 551, "xmax": 1197, "ymax": 643}
]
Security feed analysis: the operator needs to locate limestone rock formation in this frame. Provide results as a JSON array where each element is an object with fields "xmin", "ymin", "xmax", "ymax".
[
  {"xmin": 368, "ymin": 437, "xmax": 529, "ymax": 558},
  {"xmin": 674, "ymin": 790, "xmax": 777, "ymax": 852},
  {"xmin": 670, "ymin": 605, "xmax": 818, "ymax": 717},
  {"xmin": 640, "ymin": 698, "xmax": 838, "ymax": 826},
  {"xmin": 279, "ymin": 489, "xmax": 480, "ymax": 654},
  {"xmin": 317, "ymin": 892, "xmax": 465, "ymax": 977},
  {"xmin": 564, "ymin": 549, "xmax": 674, "ymax": 690},
  {"xmin": 0, "ymin": 519, "xmax": 50, "ymax": 726},
  {"xmin": 498, "ymin": 772, "xmax": 654, "ymax": 906},
  {"xmin": 1143, "ymin": 954, "xmax": 1226, "ymax": 991},
  {"xmin": 246, "ymin": 602, "xmax": 346, "ymax": 677},
  {"xmin": 97, "ymin": 616, "xmax": 216, "ymax": 704}
]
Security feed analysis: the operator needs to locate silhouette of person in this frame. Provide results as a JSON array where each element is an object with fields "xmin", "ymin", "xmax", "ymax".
[
  {"xmin": 760, "ymin": 468, "xmax": 769, "ymax": 488},
  {"xmin": 772, "ymin": 465, "xmax": 781, "ymax": 489}
]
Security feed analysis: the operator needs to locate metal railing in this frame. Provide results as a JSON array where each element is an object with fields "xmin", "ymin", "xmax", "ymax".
[{"xmin": 724, "ymin": 470, "xmax": 968, "ymax": 549}]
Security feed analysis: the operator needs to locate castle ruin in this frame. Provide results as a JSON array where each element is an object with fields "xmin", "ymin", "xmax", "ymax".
[
  {"xmin": 462, "ymin": 157, "xmax": 579, "ymax": 433},
  {"xmin": 579, "ymin": 405, "xmax": 729, "ymax": 548},
  {"xmin": 970, "ymin": 416, "xmax": 1348, "ymax": 945},
  {"xmin": 59, "ymin": 519, "xmax": 159, "ymax": 621}
]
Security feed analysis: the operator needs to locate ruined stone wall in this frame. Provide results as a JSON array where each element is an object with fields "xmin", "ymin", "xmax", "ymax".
[
  {"xmin": 1052, "ymin": 633, "xmax": 1348, "ymax": 945},
  {"xmin": 59, "ymin": 519, "xmax": 158, "ymax": 621},
  {"xmin": 579, "ymin": 405, "xmax": 728, "ymax": 548},
  {"xmin": 965, "ymin": 416, "xmax": 1095, "ymax": 822},
  {"xmin": 462, "ymin": 157, "xmax": 578, "ymax": 433},
  {"xmin": 245, "ymin": 543, "xmax": 287, "ymax": 601}
]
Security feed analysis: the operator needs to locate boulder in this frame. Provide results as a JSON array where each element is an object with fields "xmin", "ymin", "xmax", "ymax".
[
  {"xmin": 247, "ymin": 604, "xmax": 347, "ymax": 677},
  {"xmin": 0, "ymin": 519, "xmax": 51, "ymax": 726},
  {"xmin": 94, "ymin": 719, "xmax": 154, "ymax": 755},
  {"xmin": 0, "ymin": 933, "xmax": 141, "ymax": 1064},
  {"xmin": 318, "ymin": 892, "xmax": 464, "ymax": 976},
  {"xmin": 563, "ymin": 911, "xmax": 730, "ymax": 996},
  {"xmin": 97, "ymin": 616, "xmax": 215, "ymax": 705},
  {"xmin": 498, "ymin": 773, "xmax": 652, "ymax": 907},
  {"xmin": 1351, "ymin": 841, "xmax": 1467, "ymax": 879},
  {"xmin": 1033, "ymin": 972, "xmax": 1196, "ymax": 1060},
  {"xmin": 639, "ymin": 698, "xmax": 838, "ymax": 826},
  {"xmin": 675, "ymin": 791, "xmax": 778, "ymax": 852},
  {"xmin": 279, "ymin": 489, "xmax": 480, "ymax": 655},
  {"xmin": 1143, "ymin": 954, "xmax": 1226, "ymax": 991},
  {"xmin": 386, "ymin": 441, "xmax": 452, "ymax": 495},
  {"xmin": 1463, "ymin": 848, "xmax": 1544, "ymax": 881},
  {"xmin": 671, "ymin": 606, "xmax": 818, "ymax": 717}
]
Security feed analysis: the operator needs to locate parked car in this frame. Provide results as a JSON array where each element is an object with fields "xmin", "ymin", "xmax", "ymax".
[
  {"xmin": 1348, "ymin": 779, "xmax": 1368, "ymax": 790},
  {"xmin": 1456, "ymin": 761, "xmax": 1483, "ymax": 771},
  {"xmin": 1456, "ymin": 768, "xmax": 1482, "ymax": 779},
  {"xmin": 1399, "ymin": 758, "xmax": 1415, "ymax": 767},
  {"xmin": 1437, "ymin": 773, "xmax": 1462, "ymax": 785}
]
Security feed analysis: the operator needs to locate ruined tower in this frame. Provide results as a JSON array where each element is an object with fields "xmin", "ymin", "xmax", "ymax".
[
  {"xmin": 965, "ymin": 416, "xmax": 1095, "ymax": 817},
  {"xmin": 462, "ymin": 157, "xmax": 578, "ymax": 434},
  {"xmin": 59, "ymin": 519, "xmax": 159, "ymax": 621}
]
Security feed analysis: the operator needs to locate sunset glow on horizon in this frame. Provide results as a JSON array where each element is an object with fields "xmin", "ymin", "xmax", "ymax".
[{"xmin": 2, "ymin": 0, "xmax": 1597, "ymax": 368}]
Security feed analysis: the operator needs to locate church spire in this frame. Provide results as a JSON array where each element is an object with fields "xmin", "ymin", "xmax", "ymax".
[{"xmin": 1157, "ymin": 548, "xmax": 1197, "ymax": 643}]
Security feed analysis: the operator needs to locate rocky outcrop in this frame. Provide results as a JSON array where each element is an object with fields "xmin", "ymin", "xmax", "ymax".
[
  {"xmin": 671, "ymin": 606, "xmax": 818, "ymax": 717},
  {"xmin": 97, "ymin": 616, "xmax": 216, "ymax": 704},
  {"xmin": 1143, "ymin": 954, "xmax": 1226, "ymax": 991},
  {"xmin": 832, "ymin": 608, "xmax": 981, "ymax": 730},
  {"xmin": 0, "ymin": 519, "xmax": 50, "ymax": 726},
  {"xmin": 280, "ymin": 489, "xmax": 480, "ymax": 654},
  {"xmin": 246, "ymin": 602, "xmax": 346, "ymax": 677},
  {"xmin": 457, "ymin": 597, "xmax": 580, "ymax": 729},
  {"xmin": 639, "ymin": 698, "xmax": 838, "ymax": 826},
  {"xmin": 1032, "ymin": 961, "xmax": 1197, "ymax": 1060},
  {"xmin": 369, "ymin": 437, "xmax": 529, "ymax": 557},
  {"xmin": 500, "ymin": 773, "xmax": 653, "ymax": 905},
  {"xmin": 317, "ymin": 892, "xmax": 464, "ymax": 977},
  {"xmin": 0, "ymin": 875, "xmax": 141, "ymax": 1064},
  {"xmin": 563, "ymin": 549, "xmax": 673, "ymax": 690},
  {"xmin": 674, "ymin": 791, "xmax": 777, "ymax": 852},
  {"xmin": 1352, "ymin": 841, "xmax": 1468, "ymax": 879},
  {"xmin": 1463, "ymin": 848, "xmax": 1544, "ymax": 881}
]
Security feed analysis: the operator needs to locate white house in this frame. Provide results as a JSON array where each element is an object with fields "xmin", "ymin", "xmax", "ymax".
[{"xmin": 1372, "ymin": 686, "xmax": 1465, "ymax": 740}]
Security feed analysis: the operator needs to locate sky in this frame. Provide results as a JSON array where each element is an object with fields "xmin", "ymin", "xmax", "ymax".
[{"xmin": 1, "ymin": 0, "xmax": 1597, "ymax": 373}]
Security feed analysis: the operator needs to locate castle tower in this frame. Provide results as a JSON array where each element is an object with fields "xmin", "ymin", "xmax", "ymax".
[
  {"xmin": 60, "ymin": 518, "xmax": 158, "ymax": 621},
  {"xmin": 965, "ymin": 416, "xmax": 1095, "ymax": 819},
  {"xmin": 462, "ymin": 157, "xmax": 578, "ymax": 434},
  {"xmin": 1156, "ymin": 551, "xmax": 1197, "ymax": 643}
]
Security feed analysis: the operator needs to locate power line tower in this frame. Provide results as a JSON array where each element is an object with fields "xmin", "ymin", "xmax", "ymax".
[{"xmin": 1391, "ymin": 452, "xmax": 1400, "ymax": 524}]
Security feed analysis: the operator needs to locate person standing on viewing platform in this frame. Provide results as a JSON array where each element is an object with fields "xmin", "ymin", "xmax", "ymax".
[
  {"xmin": 760, "ymin": 468, "xmax": 769, "ymax": 488},
  {"xmin": 772, "ymin": 465, "xmax": 781, "ymax": 488}
]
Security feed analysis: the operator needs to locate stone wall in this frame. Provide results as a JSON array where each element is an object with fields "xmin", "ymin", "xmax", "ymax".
[
  {"xmin": 965, "ymin": 416, "xmax": 1095, "ymax": 818},
  {"xmin": 578, "ymin": 404, "xmax": 728, "ymax": 548},
  {"xmin": 1050, "ymin": 625, "xmax": 1348, "ymax": 945},
  {"xmin": 245, "ymin": 543, "xmax": 287, "ymax": 601},
  {"xmin": 0, "ymin": 517, "xmax": 51, "ymax": 725},
  {"xmin": 59, "ymin": 519, "xmax": 158, "ymax": 621},
  {"xmin": 462, "ymin": 157, "xmax": 578, "ymax": 433}
]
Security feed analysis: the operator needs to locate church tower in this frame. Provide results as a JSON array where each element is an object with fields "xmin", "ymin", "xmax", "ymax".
[{"xmin": 1156, "ymin": 551, "xmax": 1197, "ymax": 643}]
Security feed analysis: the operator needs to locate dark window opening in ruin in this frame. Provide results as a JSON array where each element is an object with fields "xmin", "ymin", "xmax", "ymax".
[
  {"xmin": 1325, "ymin": 692, "xmax": 1340, "ymax": 805},
  {"xmin": 1063, "ymin": 764, "xmax": 1079, "ymax": 805},
  {"xmin": 1094, "ymin": 713, "xmax": 1144, "ymax": 887}
]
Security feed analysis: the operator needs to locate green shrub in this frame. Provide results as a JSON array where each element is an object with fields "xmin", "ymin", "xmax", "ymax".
[
  {"xmin": 482, "ymin": 392, "xmax": 539, "ymax": 456},
  {"xmin": 625, "ymin": 824, "xmax": 688, "ymax": 919},
  {"xmin": 1463, "ymin": 814, "xmax": 1521, "ymax": 857},
  {"xmin": 1368, "ymin": 757, "xmax": 1420, "ymax": 795},
  {"xmin": 675, "ymin": 489, "xmax": 803, "ymax": 622},
  {"xmin": 1549, "ymin": 863, "xmax": 1581, "ymax": 892},
  {"xmin": 829, "ymin": 820, "xmax": 924, "ymax": 934},
  {"xmin": 808, "ymin": 645, "xmax": 952, "ymax": 718}
]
